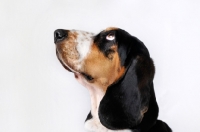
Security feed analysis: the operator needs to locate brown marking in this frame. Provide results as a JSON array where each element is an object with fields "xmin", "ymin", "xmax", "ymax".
[
  {"xmin": 81, "ymin": 44, "xmax": 125, "ymax": 92},
  {"xmin": 106, "ymin": 45, "xmax": 117, "ymax": 60},
  {"xmin": 140, "ymin": 107, "xmax": 148, "ymax": 119},
  {"xmin": 104, "ymin": 27, "xmax": 118, "ymax": 31},
  {"xmin": 141, "ymin": 107, "xmax": 148, "ymax": 114},
  {"xmin": 110, "ymin": 45, "xmax": 117, "ymax": 51},
  {"xmin": 115, "ymin": 66, "xmax": 125, "ymax": 82}
]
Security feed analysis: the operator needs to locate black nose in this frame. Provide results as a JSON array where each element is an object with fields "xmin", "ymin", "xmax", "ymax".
[{"xmin": 54, "ymin": 29, "xmax": 68, "ymax": 43}]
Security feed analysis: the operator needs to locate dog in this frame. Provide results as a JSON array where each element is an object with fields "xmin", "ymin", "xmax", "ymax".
[{"xmin": 54, "ymin": 27, "xmax": 172, "ymax": 132}]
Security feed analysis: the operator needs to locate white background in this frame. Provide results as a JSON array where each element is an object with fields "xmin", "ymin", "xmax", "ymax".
[{"xmin": 1, "ymin": 0, "xmax": 200, "ymax": 132}]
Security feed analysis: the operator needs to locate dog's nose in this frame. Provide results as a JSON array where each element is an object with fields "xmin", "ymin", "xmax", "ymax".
[{"xmin": 54, "ymin": 29, "xmax": 68, "ymax": 43}]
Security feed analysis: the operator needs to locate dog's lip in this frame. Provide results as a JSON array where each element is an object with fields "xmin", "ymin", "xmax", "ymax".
[
  {"xmin": 62, "ymin": 63, "xmax": 73, "ymax": 72},
  {"xmin": 64, "ymin": 63, "xmax": 79, "ymax": 73}
]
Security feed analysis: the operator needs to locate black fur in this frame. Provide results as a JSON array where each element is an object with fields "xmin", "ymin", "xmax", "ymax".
[
  {"xmin": 85, "ymin": 111, "xmax": 93, "ymax": 122},
  {"xmin": 95, "ymin": 29, "xmax": 172, "ymax": 132}
]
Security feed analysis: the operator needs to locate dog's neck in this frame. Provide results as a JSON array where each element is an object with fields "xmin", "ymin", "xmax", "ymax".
[
  {"xmin": 74, "ymin": 73, "xmax": 105, "ymax": 119},
  {"xmin": 89, "ymin": 87, "xmax": 105, "ymax": 119}
]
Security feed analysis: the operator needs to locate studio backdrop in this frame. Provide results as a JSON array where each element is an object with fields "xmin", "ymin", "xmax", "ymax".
[{"xmin": 0, "ymin": 0, "xmax": 200, "ymax": 132}]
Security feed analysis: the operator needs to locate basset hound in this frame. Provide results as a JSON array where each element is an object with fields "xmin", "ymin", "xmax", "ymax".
[{"xmin": 54, "ymin": 27, "xmax": 172, "ymax": 132}]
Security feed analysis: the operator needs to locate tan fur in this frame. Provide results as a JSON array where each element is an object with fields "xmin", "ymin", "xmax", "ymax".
[
  {"xmin": 81, "ymin": 44, "xmax": 125, "ymax": 92},
  {"xmin": 105, "ymin": 27, "xmax": 118, "ymax": 31}
]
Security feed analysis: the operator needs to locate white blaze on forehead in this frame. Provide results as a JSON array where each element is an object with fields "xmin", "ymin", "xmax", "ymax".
[{"xmin": 71, "ymin": 30, "xmax": 95, "ymax": 62}]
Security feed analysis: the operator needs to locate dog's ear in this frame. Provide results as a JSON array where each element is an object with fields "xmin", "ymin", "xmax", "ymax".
[
  {"xmin": 99, "ymin": 58, "xmax": 142, "ymax": 129},
  {"xmin": 98, "ymin": 30, "xmax": 155, "ymax": 129}
]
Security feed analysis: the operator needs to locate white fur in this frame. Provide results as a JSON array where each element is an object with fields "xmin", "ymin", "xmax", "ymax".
[
  {"xmin": 71, "ymin": 30, "xmax": 95, "ymax": 62},
  {"xmin": 74, "ymin": 73, "xmax": 132, "ymax": 132},
  {"xmin": 85, "ymin": 118, "xmax": 132, "ymax": 132}
]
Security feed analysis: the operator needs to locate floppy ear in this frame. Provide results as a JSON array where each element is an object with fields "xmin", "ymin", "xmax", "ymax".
[
  {"xmin": 99, "ymin": 58, "xmax": 143, "ymax": 129},
  {"xmin": 99, "ymin": 56, "xmax": 156, "ymax": 130},
  {"xmin": 98, "ymin": 32, "xmax": 156, "ymax": 129}
]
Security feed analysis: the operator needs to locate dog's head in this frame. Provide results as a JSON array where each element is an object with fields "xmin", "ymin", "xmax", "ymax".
[
  {"xmin": 55, "ymin": 27, "xmax": 128, "ymax": 91},
  {"xmin": 54, "ymin": 27, "xmax": 155, "ymax": 129}
]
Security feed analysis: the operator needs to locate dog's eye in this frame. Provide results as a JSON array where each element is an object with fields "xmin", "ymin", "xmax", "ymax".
[
  {"xmin": 106, "ymin": 33, "xmax": 115, "ymax": 41},
  {"xmin": 82, "ymin": 73, "xmax": 94, "ymax": 81}
]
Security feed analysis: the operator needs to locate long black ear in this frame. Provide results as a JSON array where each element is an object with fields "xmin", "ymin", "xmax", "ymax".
[
  {"xmin": 99, "ymin": 57, "xmax": 157, "ymax": 130},
  {"xmin": 99, "ymin": 58, "xmax": 143, "ymax": 129}
]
